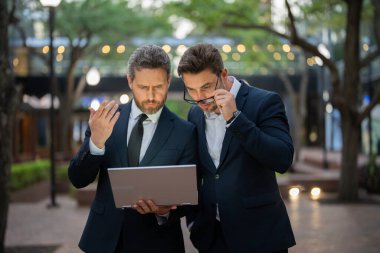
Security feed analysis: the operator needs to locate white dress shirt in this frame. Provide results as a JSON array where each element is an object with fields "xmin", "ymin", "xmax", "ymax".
[
  {"xmin": 204, "ymin": 76, "xmax": 241, "ymax": 168},
  {"xmin": 204, "ymin": 76, "xmax": 241, "ymax": 221}
]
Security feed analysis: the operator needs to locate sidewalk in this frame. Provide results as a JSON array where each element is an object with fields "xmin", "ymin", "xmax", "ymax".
[{"xmin": 5, "ymin": 192, "xmax": 380, "ymax": 253}]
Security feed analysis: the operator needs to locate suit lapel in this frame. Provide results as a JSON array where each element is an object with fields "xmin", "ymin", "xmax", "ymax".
[
  {"xmin": 218, "ymin": 82, "xmax": 249, "ymax": 169},
  {"xmin": 111, "ymin": 102, "xmax": 132, "ymax": 166},
  {"xmin": 139, "ymin": 106, "xmax": 173, "ymax": 166}
]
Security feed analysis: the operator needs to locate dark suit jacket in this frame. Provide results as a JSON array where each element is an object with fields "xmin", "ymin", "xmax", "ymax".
[
  {"xmin": 188, "ymin": 81, "xmax": 296, "ymax": 253},
  {"xmin": 68, "ymin": 103, "xmax": 197, "ymax": 253}
]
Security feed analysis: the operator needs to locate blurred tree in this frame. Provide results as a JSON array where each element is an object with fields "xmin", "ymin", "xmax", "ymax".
[
  {"xmin": 0, "ymin": 0, "xmax": 21, "ymax": 251},
  {"xmin": 165, "ymin": 0, "xmax": 309, "ymax": 161},
  {"xmin": 166, "ymin": 0, "xmax": 380, "ymax": 201}
]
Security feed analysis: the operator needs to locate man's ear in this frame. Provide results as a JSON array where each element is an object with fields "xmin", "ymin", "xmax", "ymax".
[
  {"xmin": 127, "ymin": 76, "xmax": 133, "ymax": 90},
  {"xmin": 167, "ymin": 74, "xmax": 172, "ymax": 88},
  {"xmin": 221, "ymin": 68, "xmax": 228, "ymax": 78},
  {"xmin": 221, "ymin": 68, "xmax": 229, "ymax": 85}
]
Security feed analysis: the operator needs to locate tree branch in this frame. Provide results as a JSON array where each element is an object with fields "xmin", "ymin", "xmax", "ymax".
[
  {"xmin": 222, "ymin": 22, "xmax": 290, "ymax": 40},
  {"xmin": 276, "ymin": 70, "xmax": 296, "ymax": 101},
  {"xmin": 299, "ymin": 53, "xmax": 309, "ymax": 118},
  {"xmin": 360, "ymin": 49, "xmax": 380, "ymax": 68},
  {"xmin": 360, "ymin": 0, "xmax": 380, "ymax": 68},
  {"xmin": 285, "ymin": 0, "xmax": 298, "ymax": 39},
  {"xmin": 8, "ymin": 0, "xmax": 17, "ymax": 24},
  {"xmin": 358, "ymin": 82, "xmax": 380, "ymax": 123},
  {"xmin": 74, "ymin": 69, "xmax": 89, "ymax": 102},
  {"xmin": 371, "ymin": 0, "xmax": 380, "ymax": 46},
  {"xmin": 222, "ymin": 21, "xmax": 341, "ymax": 100}
]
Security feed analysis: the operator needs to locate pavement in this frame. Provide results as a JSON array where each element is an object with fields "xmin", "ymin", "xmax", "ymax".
[
  {"xmin": 5, "ymin": 191, "xmax": 380, "ymax": 253},
  {"xmin": 6, "ymin": 148, "xmax": 380, "ymax": 252}
]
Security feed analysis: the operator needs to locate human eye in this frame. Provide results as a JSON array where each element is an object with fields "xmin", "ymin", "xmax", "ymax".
[
  {"xmin": 186, "ymin": 87, "xmax": 195, "ymax": 93},
  {"xmin": 138, "ymin": 85, "xmax": 148, "ymax": 90},
  {"xmin": 200, "ymin": 84, "xmax": 213, "ymax": 91},
  {"xmin": 154, "ymin": 85, "xmax": 163, "ymax": 91}
]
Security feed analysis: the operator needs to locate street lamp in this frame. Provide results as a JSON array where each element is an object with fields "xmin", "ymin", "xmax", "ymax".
[{"xmin": 40, "ymin": 0, "xmax": 62, "ymax": 208}]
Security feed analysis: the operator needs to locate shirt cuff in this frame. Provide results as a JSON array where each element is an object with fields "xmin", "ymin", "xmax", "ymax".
[
  {"xmin": 155, "ymin": 213, "xmax": 170, "ymax": 226},
  {"xmin": 187, "ymin": 221, "xmax": 194, "ymax": 231},
  {"xmin": 89, "ymin": 138, "xmax": 105, "ymax": 155}
]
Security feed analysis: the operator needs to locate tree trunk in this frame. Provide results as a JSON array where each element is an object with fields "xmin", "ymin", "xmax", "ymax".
[
  {"xmin": 339, "ymin": 114, "xmax": 360, "ymax": 200},
  {"xmin": 0, "ymin": 0, "xmax": 19, "ymax": 251},
  {"xmin": 277, "ymin": 58, "xmax": 308, "ymax": 163},
  {"xmin": 292, "ymin": 105, "xmax": 303, "ymax": 162},
  {"xmin": 59, "ymin": 47, "xmax": 83, "ymax": 159},
  {"xmin": 338, "ymin": 0, "xmax": 362, "ymax": 201},
  {"xmin": 60, "ymin": 95, "xmax": 74, "ymax": 159}
]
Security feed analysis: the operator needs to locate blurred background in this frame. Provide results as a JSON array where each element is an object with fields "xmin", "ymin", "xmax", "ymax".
[{"xmin": 1, "ymin": 0, "xmax": 380, "ymax": 252}]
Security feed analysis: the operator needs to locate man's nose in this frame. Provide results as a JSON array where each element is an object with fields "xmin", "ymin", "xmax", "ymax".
[
  {"xmin": 193, "ymin": 90, "xmax": 207, "ymax": 101},
  {"xmin": 147, "ymin": 88, "xmax": 155, "ymax": 100}
]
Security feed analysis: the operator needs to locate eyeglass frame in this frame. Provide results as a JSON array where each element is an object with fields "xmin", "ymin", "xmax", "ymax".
[{"xmin": 183, "ymin": 76, "xmax": 220, "ymax": 105}]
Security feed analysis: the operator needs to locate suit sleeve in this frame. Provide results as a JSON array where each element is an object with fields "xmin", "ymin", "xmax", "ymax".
[
  {"xmin": 227, "ymin": 93, "xmax": 294, "ymax": 173},
  {"xmin": 68, "ymin": 126, "xmax": 104, "ymax": 188}
]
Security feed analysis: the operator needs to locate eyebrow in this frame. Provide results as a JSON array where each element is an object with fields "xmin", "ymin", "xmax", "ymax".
[
  {"xmin": 187, "ymin": 81, "xmax": 213, "ymax": 90},
  {"xmin": 136, "ymin": 83, "xmax": 164, "ymax": 87},
  {"xmin": 200, "ymin": 82, "xmax": 213, "ymax": 88}
]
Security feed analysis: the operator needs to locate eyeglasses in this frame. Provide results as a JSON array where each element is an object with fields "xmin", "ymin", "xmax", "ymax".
[{"xmin": 183, "ymin": 78, "xmax": 219, "ymax": 105}]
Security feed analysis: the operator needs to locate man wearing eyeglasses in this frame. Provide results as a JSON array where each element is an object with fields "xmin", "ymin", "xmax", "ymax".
[{"xmin": 178, "ymin": 43, "xmax": 295, "ymax": 253}]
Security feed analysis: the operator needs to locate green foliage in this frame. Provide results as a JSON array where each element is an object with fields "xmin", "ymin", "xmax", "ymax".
[
  {"xmin": 165, "ymin": 99, "xmax": 192, "ymax": 120},
  {"xmin": 164, "ymin": 0, "xmax": 299, "ymax": 74},
  {"xmin": 167, "ymin": 0, "xmax": 266, "ymax": 34},
  {"xmin": 57, "ymin": 164, "xmax": 69, "ymax": 181},
  {"xmin": 10, "ymin": 160, "xmax": 69, "ymax": 191},
  {"xmin": 164, "ymin": 0, "xmax": 375, "ymax": 70},
  {"xmin": 55, "ymin": 0, "xmax": 172, "ymax": 45},
  {"xmin": 10, "ymin": 160, "xmax": 50, "ymax": 191}
]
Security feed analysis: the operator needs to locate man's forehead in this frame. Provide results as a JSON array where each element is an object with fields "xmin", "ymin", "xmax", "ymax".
[{"xmin": 182, "ymin": 73, "xmax": 216, "ymax": 88}]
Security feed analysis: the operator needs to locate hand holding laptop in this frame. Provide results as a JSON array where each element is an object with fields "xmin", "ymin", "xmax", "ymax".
[{"xmin": 132, "ymin": 199, "xmax": 177, "ymax": 215}]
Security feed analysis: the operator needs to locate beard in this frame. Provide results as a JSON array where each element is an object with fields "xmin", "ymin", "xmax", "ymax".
[
  {"xmin": 134, "ymin": 94, "xmax": 167, "ymax": 115},
  {"xmin": 200, "ymin": 101, "xmax": 219, "ymax": 114}
]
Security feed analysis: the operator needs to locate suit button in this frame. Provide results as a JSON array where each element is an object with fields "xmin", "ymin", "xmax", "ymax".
[{"xmin": 215, "ymin": 174, "xmax": 220, "ymax": 179}]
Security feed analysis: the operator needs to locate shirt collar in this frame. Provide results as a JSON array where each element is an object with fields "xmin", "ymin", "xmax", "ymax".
[
  {"xmin": 131, "ymin": 99, "xmax": 162, "ymax": 123},
  {"xmin": 229, "ymin": 76, "xmax": 241, "ymax": 98},
  {"xmin": 204, "ymin": 76, "xmax": 241, "ymax": 119}
]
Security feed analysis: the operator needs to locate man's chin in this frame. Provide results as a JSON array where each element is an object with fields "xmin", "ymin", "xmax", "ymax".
[
  {"xmin": 142, "ymin": 104, "xmax": 162, "ymax": 114},
  {"xmin": 199, "ymin": 104, "xmax": 217, "ymax": 113}
]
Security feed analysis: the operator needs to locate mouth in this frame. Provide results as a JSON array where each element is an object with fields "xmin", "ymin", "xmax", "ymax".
[
  {"xmin": 200, "ymin": 103, "xmax": 217, "ymax": 112},
  {"xmin": 144, "ymin": 101, "xmax": 157, "ymax": 106}
]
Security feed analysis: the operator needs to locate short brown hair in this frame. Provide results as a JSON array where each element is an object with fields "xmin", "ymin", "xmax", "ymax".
[
  {"xmin": 127, "ymin": 45, "xmax": 171, "ymax": 80},
  {"xmin": 177, "ymin": 43, "xmax": 224, "ymax": 77}
]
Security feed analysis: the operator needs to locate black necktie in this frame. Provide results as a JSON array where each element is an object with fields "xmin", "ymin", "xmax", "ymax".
[{"xmin": 128, "ymin": 114, "xmax": 147, "ymax": 167}]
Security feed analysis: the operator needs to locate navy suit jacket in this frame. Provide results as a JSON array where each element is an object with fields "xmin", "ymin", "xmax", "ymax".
[
  {"xmin": 68, "ymin": 103, "xmax": 197, "ymax": 253},
  {"xmin": 188, "ymin": 81, "xmax": 296, "ymax": 253}
]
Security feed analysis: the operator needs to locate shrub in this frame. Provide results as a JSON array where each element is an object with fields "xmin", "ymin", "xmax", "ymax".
[
  {"xmin": 165, "ymin": 99, "xmax": 192, "ymax": 120},
  {"xmin": 57, "ymin": 164, "xmax": 69, "ymax": 181},
  {"xmin": 11, "ymin": 160, "xmax": 50, "ymax": 191}
]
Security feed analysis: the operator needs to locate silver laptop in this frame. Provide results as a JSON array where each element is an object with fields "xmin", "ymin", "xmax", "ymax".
[{"xmin": 108, "ymin": 164, "xmax": 198, "ymax": 208}]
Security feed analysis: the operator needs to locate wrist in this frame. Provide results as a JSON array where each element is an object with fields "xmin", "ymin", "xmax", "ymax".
[
  {"xmin": 226, "ymin": 110, "xmax": 240, "ymax": 124},
  {"xmin": 157, "ymin": 210, "xmax": 170, "ymax": 216},
  {"xmin": 91, "ymin": 139, "xmax": 105, "ymax": 149}
]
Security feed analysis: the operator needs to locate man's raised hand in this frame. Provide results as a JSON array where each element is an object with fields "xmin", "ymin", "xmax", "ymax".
[{"xmin": 89, "ymin": 100, "xmax": 120, "ymax": 149}]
